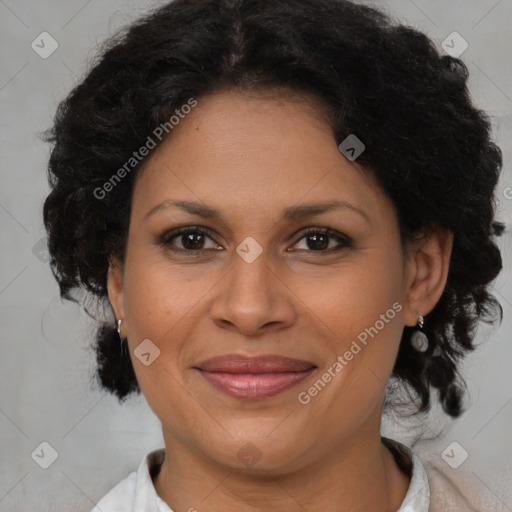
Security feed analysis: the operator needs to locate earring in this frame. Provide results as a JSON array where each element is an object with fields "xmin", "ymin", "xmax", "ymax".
[
  {"xmin": 116, "ymin": 318, "xmax": 127, "ymax": 357},
  {"xmin": 116, "ymin": 318, "xmax": 123, "ymax": 339},
  {"xmin": 410, "ymin": 315, "xmax": 428, "ymax": 352}
]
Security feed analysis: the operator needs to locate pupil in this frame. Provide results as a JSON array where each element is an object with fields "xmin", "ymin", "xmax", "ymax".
[
  {"xmin": 308, "ymin": 234, "xmax": 328, "ymax": 250},
  {"xmin": 183, "ymin": 232, "xmax": 203, "ymax": 250}
]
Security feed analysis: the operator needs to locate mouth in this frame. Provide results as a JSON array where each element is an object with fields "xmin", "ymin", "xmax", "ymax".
[{"xmin": 194, "ymin": 354, "xmax": 317, "ymax": 399}]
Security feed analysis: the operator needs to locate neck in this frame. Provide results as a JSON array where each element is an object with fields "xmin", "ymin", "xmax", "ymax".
[{"xmin": 153, "ymin": 421, "xmax": 410, "ymax": 512}]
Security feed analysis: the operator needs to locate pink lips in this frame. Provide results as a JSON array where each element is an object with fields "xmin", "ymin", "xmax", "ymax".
[{"xmin": 195, "ymin": 354, "xmax": 317, "ymax": 399}]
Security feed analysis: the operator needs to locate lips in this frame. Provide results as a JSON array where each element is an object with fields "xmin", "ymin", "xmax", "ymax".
[{"xmin": 194, "ymin": 354, "xmax": 317, "ymax": 399}]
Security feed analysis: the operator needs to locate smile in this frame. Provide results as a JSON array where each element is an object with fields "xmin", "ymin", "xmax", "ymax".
[{"xmin": 194, "ymin": 354, "xmax": 317, "ymax": 399}]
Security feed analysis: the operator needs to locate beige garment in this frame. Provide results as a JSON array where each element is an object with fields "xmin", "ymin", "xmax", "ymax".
[
  {"xmin": 384, "ymin": 437, "xmax": 484, "ymax": 511},
  {"xmin": 410, "ymin": 441, "xmax": 511, "ymax": 512}
]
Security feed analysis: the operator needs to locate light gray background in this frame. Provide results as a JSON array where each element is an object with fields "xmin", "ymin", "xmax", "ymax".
[{"xmin": 1, "ymin": 1, "xmax": 511, "ymax": 511}]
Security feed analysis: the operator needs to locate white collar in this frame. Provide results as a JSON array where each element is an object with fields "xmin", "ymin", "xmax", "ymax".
[{"xmin": 389, "ymin": 439, "xmax": 431, "ymax": 511}]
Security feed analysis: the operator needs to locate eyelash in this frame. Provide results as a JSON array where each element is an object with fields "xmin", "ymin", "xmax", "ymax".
[{"xmin": 159, "ymin": 225, "xmax": 353, "ymax": 255}]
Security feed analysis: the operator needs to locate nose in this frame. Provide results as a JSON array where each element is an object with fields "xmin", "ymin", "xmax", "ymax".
[{"xmin": 209, "ymin": 245, "xmax": 297, "ymax": 337}]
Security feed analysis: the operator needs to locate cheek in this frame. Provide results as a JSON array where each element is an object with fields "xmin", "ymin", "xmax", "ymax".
[
  {"xmin": 120, "ymin": 257, "xmax": 195, "ymax": 391},
  {"xmin": 295, "ymin": 252, "xmax": 402, "ymax": 337},
  {"xmin": 122, "ymin": 254, "xmax": 202, "ymax": 338},
  {"xmin": 305, "ymin": 250, "xmax": 404, "ymax": 385},
  {"xmin": 121, "ymin": 259, "xmax": 194, "ymax": 415}
]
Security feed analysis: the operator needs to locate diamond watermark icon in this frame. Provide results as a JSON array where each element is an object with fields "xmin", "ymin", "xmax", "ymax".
[
  {"xmin": 32, "ymin": 237, "xmax": 49, "ymax": 263},
  {"xmin": 31, "ymin": 32, "xmax": 59, "ymax": 59},
  {"xmin": 236, "ymin": 236, "xmax": 263, "ymax": 264},
  {"xmin": 441, "ymin": 32, "xmax": 468, "ymax": 58},
  {"xmin": 134, "ymin": 339, "xmax": 161, "ymax": 366},
  {"xmin": 441, "ymin": 441, "xmax": 468, "ymax": 469},
  {"xmin": 31, "ymin": 441, "xmax": 59, "ymax": 469},
  {"xmin": 237, "ymin": 442, "xmax": 262, "ymax": 468},
  {"xmin": 338, "ymin": 134, "xmax": 365, "ymax": 161}
]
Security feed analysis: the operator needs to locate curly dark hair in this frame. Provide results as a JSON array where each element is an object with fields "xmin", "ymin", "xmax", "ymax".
[{"xmin": 42, "ymin": 0, "xmax": 504, "ymax": 418}]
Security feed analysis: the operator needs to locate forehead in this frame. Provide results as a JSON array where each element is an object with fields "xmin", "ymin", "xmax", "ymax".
[{"xmin": 131, "ymin": 89, "xmax": 386, "ymax": 224}]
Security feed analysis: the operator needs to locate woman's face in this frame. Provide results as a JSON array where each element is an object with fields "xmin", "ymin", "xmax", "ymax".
[{"xmin": 108, "ymin": 88, "xmax": 448, "ymax": 472}]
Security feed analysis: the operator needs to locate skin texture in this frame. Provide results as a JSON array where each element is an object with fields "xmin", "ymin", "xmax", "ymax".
[{"xmin": 107, "ymin": 88, "xmax": 453, "ymax": 512}]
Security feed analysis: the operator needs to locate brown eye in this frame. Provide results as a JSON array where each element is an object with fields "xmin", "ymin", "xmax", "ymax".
[
  {"xmin": 291, "ymin": 228, "xmax": 353, "ymax": 252},
  {"xmin": 160, "ymin": 226, "xmax": 220, "ymax": 253}
]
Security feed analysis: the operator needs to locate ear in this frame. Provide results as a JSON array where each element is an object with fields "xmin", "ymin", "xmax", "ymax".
[
  {"xmin": 107, "ymin": 257, "xmax": 125, "ymax": 324},
  {"xmin": 402, "ymin": 225, "xmax": 454, "ymax": 327}
]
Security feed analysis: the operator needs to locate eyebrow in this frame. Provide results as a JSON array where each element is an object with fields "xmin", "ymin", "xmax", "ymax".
[{"xmin": 144, "ymin": 199, "xmax": 371, "ymax": 225}]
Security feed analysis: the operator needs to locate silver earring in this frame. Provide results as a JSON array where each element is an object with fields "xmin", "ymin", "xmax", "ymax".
[
  {"xmin": 117, "ymin": 318, "xmax": 127, "ymax": 357},
  {"xmin": 410, "ymin": 315, "xmax": 428, "ymax": 352},
  {"xmin": 116, "ymin": 318, "xmax": 123, "ymax": 339}
]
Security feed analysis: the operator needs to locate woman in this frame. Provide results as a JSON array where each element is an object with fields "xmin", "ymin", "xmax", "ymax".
[{"xmin": 42, "ymin": 0, "xmax": 505, "ymax": 510}]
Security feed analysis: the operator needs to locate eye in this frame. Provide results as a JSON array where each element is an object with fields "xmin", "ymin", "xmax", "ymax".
[
  {"xmin": 290, "ymin": 227, "xmax": 353, "ymax": 253},
  {"xmin": 159, "ymin": 225, "xmax": 353, "ymax": 255},
  {"xmin": 159, "ymin": 226, "xmax": 221, "ymax": 253}
]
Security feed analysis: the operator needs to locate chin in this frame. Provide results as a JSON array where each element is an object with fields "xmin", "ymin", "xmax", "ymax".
[{"xmin": 204, "ymin": 427, "xmax": 311, "ymax": 473}]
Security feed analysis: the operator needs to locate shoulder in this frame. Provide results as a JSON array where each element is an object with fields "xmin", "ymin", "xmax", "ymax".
[
  {"xmin": 90, "ymin": 471, "xmax": 137, "ymax": 512},
  {"xmin": 384, "ymin": 436, "xmax": 481, "ymax": 512},
  {"xmin": 411, "ymin": 442, "xmax": 501, "ymax": 512},
  {"xmin": 90, "ymin": 448, "xmax": 167, "ymax": 512},
  {"xmin": 420, "ymin": 458, "xmax": 478, "ymax": 512}
]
